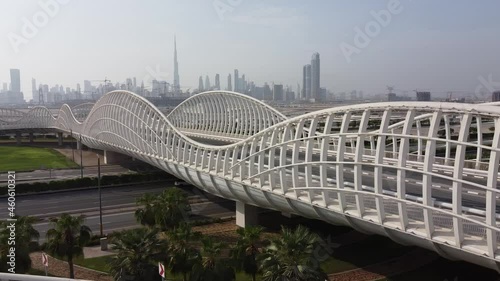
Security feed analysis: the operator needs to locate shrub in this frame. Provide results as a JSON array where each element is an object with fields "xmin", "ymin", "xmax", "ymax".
[{"xmin": 0, "ymin": 171, "xmax": 171, "ymax": 195}]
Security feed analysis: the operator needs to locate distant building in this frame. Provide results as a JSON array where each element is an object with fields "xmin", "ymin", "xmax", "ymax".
[
  {"xmin": 0, "ymin": 91, "xmax": 24, "ymax": 105},
  {"xmin": 492, "ymin": 91, "xmax": 500, "ymax": 102},
  {"xmin": 84, "ymin": 80, "xmax": 91, "ymax": 94},
  {"xmin": 285, "ymin": 86, "xmax": 295, "ymax": 101},
  {"xmin": 388, "ymin": 93, "xmax": 412, "ymax": 102},
  {"xmin": 10, "ymin": 69, "xmax": 21, "ymax": 93},
  {"xmin": 234, "ymin": 69, "xmax": 239, "ymax": 92},
  {"xmin": 263, "ymin": 83, "xmax": 272, "ymax": 100},
  {"xmin": 173, "ymin": 36, "xmax": 180, "ymax": 94},
  {"xmin": 319, "ymin": 87, "xmax": 327, "ymax": 101},
  {"xmin": 227, "ymin": 74, "xmax": 232, "ymax": 91},
  {"xmin": 252, "ymin": 86, "xmax": 264, "ymax": 100},
  {"xmin": 311, "ymin": 53, "xmax": 320, "ymax": 101},
  {"xmin": 205, "ymin": 75, "xmax": 210, "ymax": 90},
  {"xmin": 305, "ymin": 64, "xmax": 311, "ymax": 99},
  {"xmin": 241, "ymin": 74, "xmax": 246, "ymax": 93},
  {"xmin": 416, "ymin": 91, "xmax": 431, "ymax": 101},
  {"xmin": 32, "ymin": 78, "xmax": 37, "ymax": 103},
  {"xmin": 198, "ymin": 76, "xmax": 204, "ymax": 92},
  {"xmin": 273, "ymin": 84, "xmax": 284, "ymax": 101},
  {"xmin": 302, "ymin": 66, "xmax": 307, "ymax": 99},
  {"xmin": 214, "ymin": 74, "xmax": 220, "ymax": 90}
]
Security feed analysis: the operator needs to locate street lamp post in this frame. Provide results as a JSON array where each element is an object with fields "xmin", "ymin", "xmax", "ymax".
[
  {"xmin": 70, "ymin": 129, "xmax": 75, "ymax": 161},
  {"xmin": 97, "ymin": 154, "xmax": 103, "ymax": 237},
  {"xmin": 80, "ymin": 134, "xmax": 83, "ymax": 179}
]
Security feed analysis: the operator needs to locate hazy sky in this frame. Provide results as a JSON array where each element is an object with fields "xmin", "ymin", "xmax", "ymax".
[{"xmin": 1, "ymin": 0, "xmax": 500, "ymax": 100}]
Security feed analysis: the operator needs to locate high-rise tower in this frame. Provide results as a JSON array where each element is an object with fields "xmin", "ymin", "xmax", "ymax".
[
  {"xmin": 227, "ymin": 74, "xmax": 232, "ymax": 91},
  {"xmin": 234, "ymin": 69, "xmax": 239, "ymax": 92},
  {"xmin": 173, "ymin": 36, "xmax": 180, "ymax": 94},
  {"xmin": 215, "ymin": 74, "xmax": 220, "ymax": 90},
  {"xmin": 302, "ymin": 65, "xmax": 307, "ymax": 99},
  {"xmin": 205, "ymin": 75, "xmax": 211, "ymax": 90},
  {"xmin": 305, "ymin": 64, "xmax": 311, "ymax": 99},
  {"xmin": 32, "ymin": 78, "xmax": 37, "ymax": 102},
  {"xmin": 311, "ymin": 53, "xmax": 320, "ymax": 101},
  {"xmin": 198, "ymin": 76, "xmax": 204, "ymax": 92},
  {"xmin": 10, "ymin": 69, "xmax": 20, "ymax": 93}
]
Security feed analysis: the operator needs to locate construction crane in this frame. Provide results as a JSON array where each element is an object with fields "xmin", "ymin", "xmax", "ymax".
[{"xmin": 90, "ymin": 78, "xmax": 112, "ymax": 95}]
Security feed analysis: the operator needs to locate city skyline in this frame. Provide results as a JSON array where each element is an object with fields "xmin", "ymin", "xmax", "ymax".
[{"xmin": 1, "ymin": 0, "xmax": 500, "ymax": 101}]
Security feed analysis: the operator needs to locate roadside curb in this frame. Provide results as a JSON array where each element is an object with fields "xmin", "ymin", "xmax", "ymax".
[{"xmin": 0, "ymin": 180, "xmax": 173, "ymax": 198}]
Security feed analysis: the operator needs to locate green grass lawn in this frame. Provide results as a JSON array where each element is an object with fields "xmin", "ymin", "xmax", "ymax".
[
  {"xmin": 73, "ymin": 255, "xmax": 113, "ymax": 273},
  {"xmin": 0, "ymin": 146, "xmax": 78, "ymax": 172},
  {"xmin": 73, "ymin": 255, "xmax": 257, "ymax": 280}
]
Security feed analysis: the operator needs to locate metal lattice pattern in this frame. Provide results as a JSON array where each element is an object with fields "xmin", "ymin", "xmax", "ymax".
[
  {"xmin": 1, "ymin": 90, "xmax": 500, "ymax": 271},
  {"xmin": 167, "ymin": 91, "xmax": 286, "ymax": 142}
]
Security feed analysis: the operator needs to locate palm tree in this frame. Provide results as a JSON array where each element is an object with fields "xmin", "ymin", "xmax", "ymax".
[
  {"xmin": 231, "ymin": 226, "xmax": 263, "ymax": 281},
  {"xmin": 45, "ymin": 214, "xmax": 91, "ymax": 279},
  {"xmin": 0, "ymin": 216, "xmax": 40, "ymax": 273},
  {"xmin": 110, "ymin": 227, "xmax": 167, "ymax": 281},
  {"xmin": 135, "ymin": 188, "xmax": 191, "ymax": 230},
  {"xmin": 258, "ymin": 225, "xmax": 328, "ymax": 281},
  {"xmin": 166, "ymin": 223, "xmax": 201, "ymax": 281},
  {"xmin": 134, "ymin": 193, "xmax": 157, "ymax": 227},
  {"xmin": 190, "ymin": 237, "xmax": 235, "ymax": 281}
]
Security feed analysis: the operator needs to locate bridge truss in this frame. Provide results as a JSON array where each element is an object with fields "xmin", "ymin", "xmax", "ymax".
[{"xmin": 1, "ymin": 90, "xmax": 500, "ymax": 271}]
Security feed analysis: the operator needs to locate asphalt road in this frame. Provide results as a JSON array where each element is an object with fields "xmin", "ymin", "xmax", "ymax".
[
  {"xmin": 0, "ymin": 183, "xmax": 235, "ymax": 242},
  {"xmin": 0, "ymin": 165, "xmax": 131, "ymax": 184}
]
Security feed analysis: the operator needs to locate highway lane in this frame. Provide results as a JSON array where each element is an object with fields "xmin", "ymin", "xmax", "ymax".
[
  {"xmin": 0, "ymin": 182, "xmax": 236, "ymax": 242},
  {"xmin": 33, "ymin": 201, "xmax": 235, "ymax": 243},
  {"xmin": 0, "ymin": 165, "xmax": 131, "ymax": 183},
  {"xmin": 0, "ymin": 182, "xmax": 167, "ymax": 219},
  {"xmin": 0, "ymin": 183, "xmax": 228, "ymax": 220}
]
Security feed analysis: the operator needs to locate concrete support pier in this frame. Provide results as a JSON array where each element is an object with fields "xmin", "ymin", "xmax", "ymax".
[
  {"xmin": 103, "ymin": 150, "xmax": 130, "ymax": 165},
  {"xmin": 29, "ymin": 132, "xmax": 34, "ymax": 143},
  {"xmin": 77, "ymin": 140, "xmax": 82, "ymax": 150},
  {"xmin": 15, "ymin": 132, "xmax": 21, "ymax": 145},
  {"xmin": 236, "ymin": 201, "xmax": 258, "ymax": 228},
  {"xmin": 57, "ymin": 132, "xmax": 63, "ymax": 146}
]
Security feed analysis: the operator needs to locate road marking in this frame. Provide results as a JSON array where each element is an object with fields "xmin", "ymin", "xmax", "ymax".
[
  {"xmin": 388, "ymin": 176, "xmax": 395, "ymax": 180},
  {"xmin": 468, "ymin": 191, "xmax": 479, "ymax": 195}
]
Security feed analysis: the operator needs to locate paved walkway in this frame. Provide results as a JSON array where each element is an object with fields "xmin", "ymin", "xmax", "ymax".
[
  {"xmin": 30, "ymin": 252, "xmax": 112, "ymax": 281},
  {"xmin": 54, "ymin": 147, "xmax": 106, "ymax": 166},
  {"xmin": 84, "ymin": 245, "xmax": 117, "ymax": 259}
]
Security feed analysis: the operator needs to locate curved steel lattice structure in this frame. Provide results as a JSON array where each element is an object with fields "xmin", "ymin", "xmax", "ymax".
[
  {"xmin": 1, "ymin": 91, "xmax": 500, "ymax": 271},
  {"xmin": 167, "ymin": 91, "xmax": 287, "ymax": 142}
]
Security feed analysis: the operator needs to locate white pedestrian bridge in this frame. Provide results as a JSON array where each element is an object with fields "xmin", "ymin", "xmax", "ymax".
[{"xmin": 1, "ymin": 90, "xmax": 500, "ymax": 273}]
